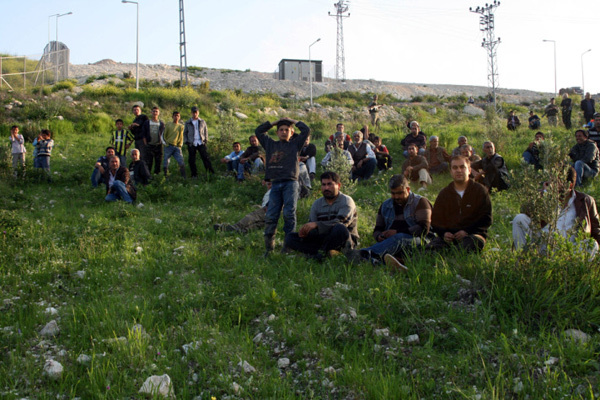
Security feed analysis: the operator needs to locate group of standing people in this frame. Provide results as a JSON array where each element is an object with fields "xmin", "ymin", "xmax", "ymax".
[
  {"xmin": 523, "ymin": 93, "xmax": 596, "ymax": 130},
  {"xmin": 9, "ymin": 125, "xmax": 54, "ymax": 180}
]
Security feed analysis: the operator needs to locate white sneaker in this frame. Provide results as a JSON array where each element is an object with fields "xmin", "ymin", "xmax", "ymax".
[{"xmin": 384, "ymin": 254, "xmax": 408, "ymax": 273}]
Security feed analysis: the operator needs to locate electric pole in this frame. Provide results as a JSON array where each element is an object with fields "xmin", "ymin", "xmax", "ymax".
[
  {"xmin": 329, "ymin": 0, "xmax": 350, "ymax": 82},
  {"xmin": 469, "ymin": 1, "xmax": 501, "ymax": 111},
  {"xmin": 179, "ymin": 0, "xmax": 189, "ymax": 86}
]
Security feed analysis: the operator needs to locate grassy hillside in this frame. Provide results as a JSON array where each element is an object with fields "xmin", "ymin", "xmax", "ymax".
[{"xmin": 0, "ymin": 83, "xmax": 599, "ymax": 399}]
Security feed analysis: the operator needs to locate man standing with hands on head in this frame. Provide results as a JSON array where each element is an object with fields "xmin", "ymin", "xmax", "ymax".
[{"xmin": 184, "ymin": 106, "xmax": 215, "ymax": 178}]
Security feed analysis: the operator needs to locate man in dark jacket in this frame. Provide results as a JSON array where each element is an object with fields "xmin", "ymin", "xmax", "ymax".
[
  {"xmin": 128, "ymin": 148, "xmax": 151, "ymax": 187},
  {"xmin": 561, "ymin": 93, "xmax": 572, "ymax": 129},
  {"xmin": 401, "ymin": 121, "xmax": 426, "ymax": 157},
  {"xmin": 129, "ymin": 104, "xmax": 148, "ymax": 160},
  {"xmin": 581, "ymin": 92, "xmax": 596, "ymax": 123},
  {"xmin": 427, "ymin": 156, "xmax": 492, "ymax": 253},
  {"xmin": 96, "ymin": 156, "xmax": 136, "ymax": 203},
  {"xmin": 569, "ymin": 129, "xmax": 600, "ymax": 186},
  {"xmin": 348, "ymin": 130, "xmax": 377, "ymax": 181},
  {"xmin": 91, "ymin": 146, "xmax": 116, "ymax": 188},
  {"xmin": 471, "ymin": 141, "xmax": 510, "ymax": 192}
]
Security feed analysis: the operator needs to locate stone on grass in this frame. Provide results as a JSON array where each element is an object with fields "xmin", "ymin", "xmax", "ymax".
[
  {"xmin": 278, "ymin": 358, "xmax": 290, "ymax": 369},
  {"xmin": 77, "ymin": 354, "xmax": 91, "ymax": 365},
  {"xmin": 43, "ymin": 359, "xmax": 64, "ymax": 380},
  {"xmin": 564, "ymin": 329, "xmax": 590, "ymax": 344},
  {"xmin": 406, "ymin": 334, "xmax": 420, "ymax": 345},
  {"xmin": 131, "ymin": 324, "xmax": 147, "ymax": 337},
  {"xmin": 324, "ymin": 366, "xmax": 336, "ymax": 375},
  {"xmin": 137, "ymin": 202, "xmax": 145, "ymax": 209},
  {"xmin": 105, "ymin": 336, "xmax": 128, "ymax": 345},
  {"xmin": 232, "ymin": 382, "xmax": 241, "ymax": 394},
  {"xmin": 40, "ymin": 320, "xmax": 60, "ymax": 337},
  {"xmin": 234, "ymin": 112, "xmax": 248, "ymax": 120},
  {"xmin": 374, "ymin": 328, "xmax": 389, "ymax": 337},
  {"xmin": 139, "ymin": 374, "xmax": 175, "ymax": 398},
  {"xmin": 545, "ymin": 356, "xmax": 559, "ymax": 366},
  {"xmin": 44, "ymin": 307, "xmax": 59, "ymax": 316},
  {"xmin": 182, "ymin": 341, "xmax": 202, "ymax": 355},
  {"xmin": 238, "ymin": 360, "xmax": 256, "ymax": 374},
  {"xmin": 74, "ymin": 270, "xmax": 86, "ymax": 279},
  {"xmin": 463, "ymin": 104, "xmax": 485, "ymax": 117},
  {"xmin": 252, "ymin": 332, "xmax": 263, "ymax": 343},
  {"xmin": 65, "ymin": 96, "xmax": 73, "ymax": 102},
  {"xmin": 135, "ymin": 246, "xmax": 143, "ymax": 254}
]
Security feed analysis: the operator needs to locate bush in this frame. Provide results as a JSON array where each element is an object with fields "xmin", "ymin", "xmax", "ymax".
[
  {"xmin": 51, "ymin": 79, "xmax": 77, "ymax": 92},
  {"xmin": 74, "ymin": 112, "xmax": 115, "ymax": 135}
]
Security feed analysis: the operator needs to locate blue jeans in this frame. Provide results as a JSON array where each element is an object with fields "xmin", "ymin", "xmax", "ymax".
[
  {"xmin": 105, "ymin": 180, "xmax": 133, "ymax": 203},
  {"xmin": 163, "ymin": 145, "xmax": 184, "ymax": 168},
  {"xmin": 264, "ymin": 180, "xmax": 299, "ymax": 239},
  {"xmin": 91, "ymin": 168, "xmax": 104, "ymax": 188},
  {"xmin": 351, "ymin": 158, "xmax": 377, "ymax": 181},
  {"xmin": 362, "ymin": 232, "xmax": 420, "ymax": 258},
  {"xmin": 573, "ymin": 160, "xmax": 597, "ymax": 186}
]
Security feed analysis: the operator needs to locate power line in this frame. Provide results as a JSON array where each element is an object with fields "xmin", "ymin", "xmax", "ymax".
[
  {"xmin": 470, "ymin": 0, "xmax": 501, "ymax": 110},
  {"xmin": 329, "ymin": 0, "xmax": 350, "ymax": 81}
]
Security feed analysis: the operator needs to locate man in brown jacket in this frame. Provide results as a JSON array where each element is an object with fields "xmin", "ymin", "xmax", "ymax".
[
  {"xmin": 402, "ymin": 143, "xmax": 432, "ymax": 190},
  {"xmin": 95, "ymin": 156, "xmax": 136, "ymax": 203},
  {"xmin": 424, "ymin": 135, "xmax": 451, "ymax": 174}
]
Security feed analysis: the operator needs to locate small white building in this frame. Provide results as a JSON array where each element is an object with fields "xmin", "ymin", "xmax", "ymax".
[{"xmin": 277, "ymin": 59, "xmax": 322, "ymax": 82}]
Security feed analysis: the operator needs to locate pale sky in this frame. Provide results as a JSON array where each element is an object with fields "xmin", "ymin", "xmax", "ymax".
[{"xmin": 1, "ymin": 0, "xmax": 598, "ymax": 95}]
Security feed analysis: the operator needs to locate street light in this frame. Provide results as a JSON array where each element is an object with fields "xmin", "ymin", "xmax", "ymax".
[
  {"xmin": 581, "ymin": 49, "xmax": 591, "ymax": 95},
  {"xmin": 543, "ymin": 39, "xmax": 557, "ymax": 96},
  {"xmin": 48, "ymin": 12, "xmax": 72, "ymax": 83},
  {"xmin": 309, "ymin": 38, "xmax": 321, "ymax": 107},
  {"xmin": 122, "ymin": 0, "xmax": 139, "ymax": 91}
]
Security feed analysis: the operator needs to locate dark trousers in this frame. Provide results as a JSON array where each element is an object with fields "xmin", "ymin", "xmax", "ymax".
[
  {"xmin": 284, "ymin": 224, "xmax": 350, "ymax": 256},
  {"xmin": 376, "ymin": 154, "xmax": 393, "ymax": 170},
  {"xmin": 187, "ymin": 144, "xmax": 215, "ymax": 177},
  {"xmin": 144, "ymin": 144, "xmax": 163, "ymax": 174},
  {"xmin": 425, "ymin": 235, "xmax": 485, "ymax": 253},
  {"xmin": 135, "ymin": 139, "xmax": 146, "ymax": 161},
  {"xmin": 562, "ymin": 110, "xmax": 572, "ymax": 129}
]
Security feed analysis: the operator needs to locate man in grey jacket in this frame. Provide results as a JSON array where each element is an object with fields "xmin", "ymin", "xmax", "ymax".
[
  {"xmin": 284, "ymin": 171, "xmax": 358, "ymax": 260},
  {"xmin": 183, "ymin": 106, "xmax": 215, "ymax": 178},
  {"xmin": 569, "ymin": 129, "xmax": 599, "ymax": 186}
]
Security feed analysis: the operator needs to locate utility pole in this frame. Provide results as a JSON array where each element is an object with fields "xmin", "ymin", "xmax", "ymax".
[
  {"xmin": 469, "ymin": 1, "xmax": 501, "ymax": 111},
  {"xmin": 328, "ymin": 0, "xmax": 350, "ymax": 82},
  {"xmin": 179, "ymin": 0, "xmax": 189, "ymax": 86}
]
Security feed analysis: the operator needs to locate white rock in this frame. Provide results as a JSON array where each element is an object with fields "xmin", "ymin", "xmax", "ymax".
[
  {"xmin": 268, "ymin": 314, "xmax": 276, "ymax": 321},
  {"xmin": 65, "ymin": 95, "xmax": 73, "ymax": 102},
  {"xmin": 135, "ymin": 246, "xmax": 143, "ymax": 254},
  {"xmin": 74, "ymin": 270, "xmax": 86, "ymax": 279},
  {"xmin": 43, "ymin": 359, "xmax": 64, "ymax": 380},
  {"xmin": 155, "ymin": 218, "xmax": 162, "ymax": 224},
  {"xmin": 545, "ymin": 356, "xmax": 559, "ymax": 366},
  {"xmin": 278, "ymin": 358, "xmax": 290, "ymax": 369},
  {"xmin": 182, "ymin": 341, "xmax": 202, "ymax": 355},
  {"xmin": 137, "ymin": 202, "xmax": 145, "ymax": 209},
  {"xmin": 463, "ymin": 104, "xmax": 485, "ymax": 116},
  {"xmin": 234, "ymin": 112, "xmax": 248, "ymax": 120},
  {"xmin": 158, "ymin": 293, "xmax": 166, "ymax": 300},
  {"xmin": 564, "ymin": 329, "xmax": 591, "ymax": 344},
  {"xmin": 374, "ymin": 328, "xmax": 389, "ymax": 337},
  {"xmin": 40, "ymin": 320, "xmax": 60, "ymax": 337},
  {"xmin": 252, "ymin": 332, "xmax": 263, "ymax": 343},
  {"xmin": 324, "ymin": 366, "xmax": 336, "ymax": 375},
  {"xmin": 406, "ymin": 334, "xmax": 420, "ymax": 345},
  {"xmin": 4, "ymin": 104, "xmax": 13, "ymax": 110},
  {"xmin": 77, "ymin": 354, "xmax": 91, "ymax": 364},
  {"xmin": 57, "ymin": 116, "xmax": 64, "ymax": 121},
  {"xmin": 57, "ymin": 349, "xmax": 68, "ymax": 357},
  {"xmin": 238, "ymin": 360, "xmax": 256, "ymax": 374},
  {"xmin": 173, "ymin": 246, "xmax": 185, "ymax": 252},
  {"xmin": 104, "ymin": 337, "xmax": 128, "ymax": 345},
  {"xmin": 513, "ymin": 379, "xmax": 523, "ymax": 393},
  {"xmin": 232, "ymin": 382, "xmax": 242, "ymax": 394},
  {"xmin": 131, "ymin": 324, "xmax": 148, "ymax": 338},
  {"xmin": 349, "ymin": 308, "xmax": 357, "ymax": 319},
  {"xmin": 139, "ymin": 374, "xmax": 175, "ymax": 398},
  {"xmin": 92, "ymin": 101, "xmax": 100, "ymax": 107},
  {"xmin": 44, "ymin": 307, "xmax": 59, "ymax": 316}
]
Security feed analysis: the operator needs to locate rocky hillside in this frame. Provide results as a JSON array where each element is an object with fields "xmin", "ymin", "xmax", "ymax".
[{"xmin": 69, "ymin": 59, "xmax": 549, "ymax": 104}]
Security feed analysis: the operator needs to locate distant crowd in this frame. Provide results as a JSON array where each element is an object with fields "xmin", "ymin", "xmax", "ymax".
[{"xmin": 7, "ymin": 94, "xmax": 600, "ymax": 267}]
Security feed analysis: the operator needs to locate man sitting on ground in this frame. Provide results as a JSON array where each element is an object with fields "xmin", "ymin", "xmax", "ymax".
[
  {"xmin": 92, "ymin": 147, "xmax": 116, "ymax": 188},
  {"xmin": 528, "ymin": 111, "xmax": 541, "ymax": 130},
  {"xmin": 96, "ymin": 156, "xmax": 136, "ymax": 203},
  {"xmin": 471, "ymin": 141, "xmax": 510, "ymax": 192},
  {"xmin": 512, "ymin": 166, "xmax": 599, "ymax": 259},
  {"xmin": 401, "ymin": 121, "xmax": 426, "ymax": 157},
  {"xmin": 569, "ymin": 129, "xmax": 600, "ymax": 187},
  {"xmin": 506, "ymin": 110, "xmax": 521, "ymax": 131},
  {"xmin": 129, "ymin": 148, "xmax": 151, "ymax": 187},
  {"xmin": 348, "ymin": 175, "xmax": 432, "ymax": 269},
  {"xmin": 321, "ymin": 133, "xmax": 354, "ymax": 169},
  {"xmin": 460, "ymin": 144, "xmax": 481, "ymax": 164},
  {"xmin": 402, "ymin": 143, "xmax": 432, "ymax": 190},
  {"xmin": 424, "ymin": 135, "xmax": 451, "ymax": 174},
  {"xmin": 214, "ymin": 181, "xmax": 272, "ymax": 233},
  {"xmin": 372, "ymin": 136, "xmax": 392, "ymax": 170},
  {"xmin": 325, "ymin": 123, "xmax": 351, "ymax": 153},
  {"xmin": 522, "ymin": 132, "xmax": 545, "ymax": 170},
  {"xmin": 426, "ymin": 156, "xmax": 492, "ymax": 253},
  {"xmin": 348, "ymin": 130, "xmax": 377, "ymax": 181},
  {"xmin": 587, "ymin": 112, "xmax": 600, "ymax": 149},
  {"xmin": 220, "ymin": 142, "xmax": 244, "ymax": 180},
  {"xmin": 237, "ymin": 135, "xmax": 265, "ymax": 182},
  {"xmin": 284, "ymin": 171, "xmax": 358, "ymax": 260},
  {"xmin": 299, "ymin": 136, "xmax": 317, "ymax": 181},
  {"xmin": 452, "ymin": 136, "xmax": 469, "ymax": 157}
]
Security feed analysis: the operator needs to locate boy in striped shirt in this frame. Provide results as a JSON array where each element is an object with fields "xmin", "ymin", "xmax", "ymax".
[{"xmin": 111, "ymin": 119, "xmax": 134, "ymax": 166}]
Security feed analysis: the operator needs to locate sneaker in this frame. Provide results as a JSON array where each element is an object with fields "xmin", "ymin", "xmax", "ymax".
[
  {"xmin": 213, "ymin": 224, "xmax": 223, "ymax": 231},
  {"xmin": 384, "ymin": 254, "xmax": 408, "ymax": 273},
  {"xmin": 223, "ymin": 224, "xmax": 238, "ymax": 232}
]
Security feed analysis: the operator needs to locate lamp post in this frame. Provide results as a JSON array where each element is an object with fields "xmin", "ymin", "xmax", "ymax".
[
  {"xmin": 51, "ymin": 12, "xmax": 73, "ymax": 83},
  {"xmin": 581, "ymin": 49, "xmax": 591, "ymax": 95},
  {"xmin": 122, "ymin": 0, "xmax": 139, "ymax": 91},
  {"xmin": 309, "ymin": 38, "xmax": 321, "ymax": 107},
  {"xmin": 543, "ymin": 39, "xmax": 557, "ymax": 96}
]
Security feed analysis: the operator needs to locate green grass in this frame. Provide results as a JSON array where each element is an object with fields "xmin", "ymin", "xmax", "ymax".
[{"xmin": 0, "ymin": 86, "xmax": 599, "ymax": 399}]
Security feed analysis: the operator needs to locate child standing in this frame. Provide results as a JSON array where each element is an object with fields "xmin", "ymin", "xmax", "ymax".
[
  {"xmin": 9, "ymin": 125, "xmax": 26, "ymax": 178},
  {"xmin": 35, "ymin": 129, "xmax": 54, "ymax": 181},
  {"xmin": 255, "ymin": 118, "xmax": 310, "ymax": 255},
  {"xmin": 111, "ymin": 119, "xmax": 134, "ymax": 167}
]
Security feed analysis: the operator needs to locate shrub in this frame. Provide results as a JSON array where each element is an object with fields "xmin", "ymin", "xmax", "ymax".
[
  {"xmin": 51, "ymin": 79, "xmax": 77, "ymax": 92},
  {"xmin": 74, "ymin": 112, "xmax": 115, "ymax": 135}
]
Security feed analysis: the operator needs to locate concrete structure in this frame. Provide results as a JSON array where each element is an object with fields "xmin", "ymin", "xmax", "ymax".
[{"xmin": 277, "ymin": 59, "xmax": 322, "ymax": 82}]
